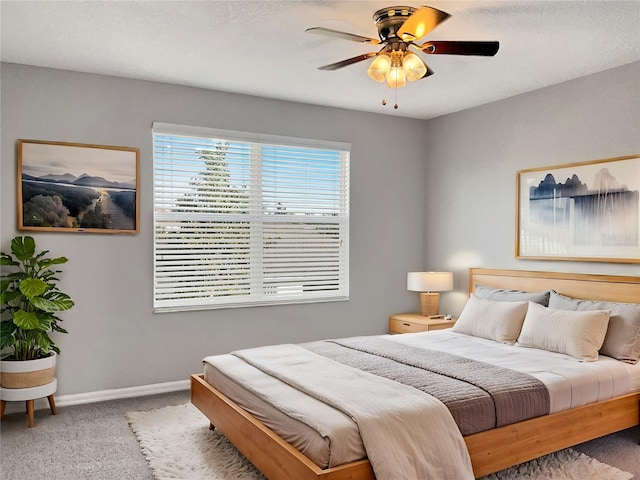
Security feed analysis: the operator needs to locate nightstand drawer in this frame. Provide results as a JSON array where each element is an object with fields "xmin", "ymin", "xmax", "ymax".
[
  {"xmin": 388, "ymin": 313, "xmax": 456, "ymax": 334},
  {"xmin": 389, "ymin": 317, "xmax": 429, "ymax": 334},
  {"xmin": 425, "ymin": 321, "xmax": 455, "ymax": 331}
]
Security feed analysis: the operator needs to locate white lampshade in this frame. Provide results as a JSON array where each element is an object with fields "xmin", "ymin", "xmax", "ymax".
[{"xmin": 407, "ymin": 272, "xmax": 453, "ymax": 292}]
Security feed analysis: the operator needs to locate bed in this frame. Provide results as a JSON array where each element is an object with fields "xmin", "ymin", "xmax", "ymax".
[{"xmin": 191, "ymin": 268, "xmax": 640, "ymax": 479}]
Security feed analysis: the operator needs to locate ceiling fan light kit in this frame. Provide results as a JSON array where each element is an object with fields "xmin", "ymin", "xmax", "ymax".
[
  {"xmin": 366, "ymin": 45, "xmax": 426, "ymax": 87},
  {"xmin": 307, "ymin": 4, "xmax": 499, "ymax": 108}
]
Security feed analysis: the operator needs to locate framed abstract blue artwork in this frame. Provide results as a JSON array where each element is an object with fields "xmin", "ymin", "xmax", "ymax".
[{"xmin": 516, "ymin": 154, "xmax": 639, "ymax": 263}]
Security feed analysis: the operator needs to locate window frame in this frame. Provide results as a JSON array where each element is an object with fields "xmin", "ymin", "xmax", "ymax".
[{"xmin": 152, "ymin": 122, "xmax": 350, "ymax": 312}]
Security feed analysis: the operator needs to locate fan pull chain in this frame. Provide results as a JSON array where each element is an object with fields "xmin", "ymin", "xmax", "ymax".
[
  {"xmin": 380, "ymin": 98, "xmax": 399, "ymax": 109},
  {"xmin": 394, "ymin": 82, "xmax": 399, "ymax": 109},
  {"xmin": 381, "ymin": 81, "xmax": 400, "ymax": 109}
]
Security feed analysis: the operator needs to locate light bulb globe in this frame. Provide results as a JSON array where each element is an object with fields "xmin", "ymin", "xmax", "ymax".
[
  {"xmin": 367, "ymin": 54, "xmax": 391, "ymax": 83},
  {"xmin": 403, "ymin": 52, "xmax": 427, "ymax": 81},
  {"xmin": 385, "ymin": 66, "xmax": 407, "ymax": 88}
]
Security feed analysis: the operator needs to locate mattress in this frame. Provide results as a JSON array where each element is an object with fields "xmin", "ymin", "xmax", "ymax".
[{"xmin": 203, "ymin": 330, "xmax": 638, "ymax": 469}]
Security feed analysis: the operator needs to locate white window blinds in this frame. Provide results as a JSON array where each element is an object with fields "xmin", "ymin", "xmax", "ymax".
[{"xmin": 152, "ymin": 123, "xmax": 350, "ymax": 312}]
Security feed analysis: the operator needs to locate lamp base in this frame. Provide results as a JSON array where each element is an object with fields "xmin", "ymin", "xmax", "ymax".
[{"xmin": 419, "ymin": 292, "xmax": 440, "ymax": 317}]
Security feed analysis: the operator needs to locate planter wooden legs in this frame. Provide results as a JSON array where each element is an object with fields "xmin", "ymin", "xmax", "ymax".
[
  {"xmin": 0, "ymin": 378, "xmax": 58, "ymax": 427},
  {"xmin": 0, "ymin": 393, "xmax": 57, "ymax": 428},
  {"xmin": 23, "ymin": 395, "xmax": 56, "ymax": 427},
  {"xmin": 47, "ymin": 394, "xmax": 57, "ymax": 415},
  {"xmin": 26, "ymin": 399, "xmax": 35, "ymax": 428}
]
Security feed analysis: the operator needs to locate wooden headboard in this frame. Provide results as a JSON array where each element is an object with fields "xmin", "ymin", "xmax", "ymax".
[{"xmin": 469, "ymin": 268, "xmax": 640, "ymax": 304}]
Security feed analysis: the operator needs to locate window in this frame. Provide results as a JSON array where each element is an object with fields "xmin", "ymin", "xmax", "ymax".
[{"xmin": 152, "ymin": 123, "xmax": 350, "ymax": 312}]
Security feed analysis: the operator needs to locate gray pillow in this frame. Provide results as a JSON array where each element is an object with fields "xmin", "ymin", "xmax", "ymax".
[
  {"xmin": 475, "ymin": 284, "xmax": 551, "ymax": 306},
  {"xmin": 549, "ymin": 291, "xmax": 640, "ymax": 364}
]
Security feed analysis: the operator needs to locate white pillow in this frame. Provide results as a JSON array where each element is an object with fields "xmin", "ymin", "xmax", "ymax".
[
  {"xmin": 452, "ymin": 295, "xmax": 529, "ymax": 344},
  {"xmin": 516, "ymin": 302, "xmax": 611, "ymax": 361}
]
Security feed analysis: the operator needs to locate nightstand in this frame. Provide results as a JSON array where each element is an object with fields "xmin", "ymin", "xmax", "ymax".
[{"xmin": 388, "ymin": 313, "xmax": 456, "ymax": 334}]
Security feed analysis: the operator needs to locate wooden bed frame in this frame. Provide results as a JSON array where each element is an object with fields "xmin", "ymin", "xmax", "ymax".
[{"xmin": 191, "ymin": 268, "xmax": 640, "ymax": 479}]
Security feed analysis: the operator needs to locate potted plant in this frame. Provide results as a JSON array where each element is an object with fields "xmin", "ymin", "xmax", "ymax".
[{"xmin": 0, "ymin": 235, "xmax": 74, "ymax": 390}]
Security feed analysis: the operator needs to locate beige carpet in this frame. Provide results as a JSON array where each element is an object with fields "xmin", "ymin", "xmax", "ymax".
[{"xmin": 127, "ymin": 403, "xmax": 634, "ymax": 480}]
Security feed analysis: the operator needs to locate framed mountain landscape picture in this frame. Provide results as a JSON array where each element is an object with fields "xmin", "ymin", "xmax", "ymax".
[
  {"xmin": 516, "ymin": 154, "xmax": 640, "ymax": 263},
  {"xmin": 18, "ymin": 140, "xmax": 140, "ymax": 234}
]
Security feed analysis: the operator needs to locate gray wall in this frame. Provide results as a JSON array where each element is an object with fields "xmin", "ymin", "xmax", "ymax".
[
  {"xmin": 422, "ymin": 61, "xmax": 640, "ymax": 316},
  {"xmin": 1, "ymin": 61, "xmax": 639, "ymax": 397},
  {"xmin": 0, "ymin": 63, "xmax": 427, "ymax": 396}
]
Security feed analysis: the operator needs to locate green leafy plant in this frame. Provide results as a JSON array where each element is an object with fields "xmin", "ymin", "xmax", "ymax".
[{"xmin": 0, "ymin": 236, "xmax": 74, "ymax": 360}]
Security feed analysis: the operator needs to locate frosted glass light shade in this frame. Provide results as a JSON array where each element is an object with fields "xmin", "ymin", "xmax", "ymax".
[
  {"xmin": 367, "ymin": 54, "xmax": 391, "ymax": 82},
  {"xmin": 407, "ymin": 272, "xmax": 453, "ymax": 292},
  {"xmin": 402, "ymin": 52, "xmax": 427, "ymax": 81},
  {"xmin": 386, "ymin": 66, "xmax": 406, "ymax": 88}
]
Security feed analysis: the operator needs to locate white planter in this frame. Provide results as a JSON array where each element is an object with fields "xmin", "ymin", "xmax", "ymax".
[
  {"xmin": 0, "ymin": 378, "xmax": 57, "ymax": 402},
  {"xmin": 0, "ymin": 353, "xmax": 57, "ymax": 389}
]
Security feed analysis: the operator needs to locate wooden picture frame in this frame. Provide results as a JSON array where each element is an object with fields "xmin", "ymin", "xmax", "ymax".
[
  {"xmin": 18, "ymin": 140, "xmax": 140, "ymax": 234},
  {"xmin": 516, "ymin": 154, "xmax": 640, "ymax": 263}
]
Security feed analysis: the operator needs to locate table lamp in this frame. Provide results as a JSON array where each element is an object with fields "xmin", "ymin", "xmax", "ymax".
[{"xmin": 407, "ymin": 271, "xmax": 453, "ymax": 317}]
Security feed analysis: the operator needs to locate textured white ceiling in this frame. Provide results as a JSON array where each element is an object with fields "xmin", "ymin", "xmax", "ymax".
[{"xmin": 1, "ymin": 1, "xmax": 639, "ymax": 120}]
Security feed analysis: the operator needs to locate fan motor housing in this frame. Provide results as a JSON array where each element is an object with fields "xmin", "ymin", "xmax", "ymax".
[{"xmin": 373, "ymin": 6, "xmax": 417, "ymax": 41}]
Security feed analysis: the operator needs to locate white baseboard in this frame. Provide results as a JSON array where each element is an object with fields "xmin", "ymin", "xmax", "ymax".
[{"xmin": 2, "ymin": 379, "xmax": 190, "ymax": 415}]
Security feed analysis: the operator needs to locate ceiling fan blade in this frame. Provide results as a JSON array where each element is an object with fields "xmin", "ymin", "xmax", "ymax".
[
  {"xmin": 305, "ymin": 27, "xmax": 380, "ymax": 45},
  {"xmin": 420, "ymin": 41, "xmax": 500, "ymax": 56},
  {"xmin": 397, "ymin": 6, "xmax": 451, "ymax": 42},
  {"xmin": 317, "ymin": 52, "xmax": 378, "ymax": 71}
]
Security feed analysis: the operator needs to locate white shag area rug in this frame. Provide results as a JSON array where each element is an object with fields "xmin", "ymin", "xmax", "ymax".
[{"xmin": 127, "ymin": 403, "xmax": 633, "ymax": 480}]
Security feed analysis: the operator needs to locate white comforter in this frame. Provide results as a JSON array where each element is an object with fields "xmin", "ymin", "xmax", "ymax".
[
  {"xmin": 391, "ymin": 331, "xmax": 632, "ymax": 412},
  {"xmin": 232, "ymin": 343, "xmax": 475, "ymax": 480}
]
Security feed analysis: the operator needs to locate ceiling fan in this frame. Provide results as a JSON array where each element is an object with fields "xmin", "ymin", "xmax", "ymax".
[{"xmin": 306, "ymin": 5, "xmax": 499, "ymax": 107}]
